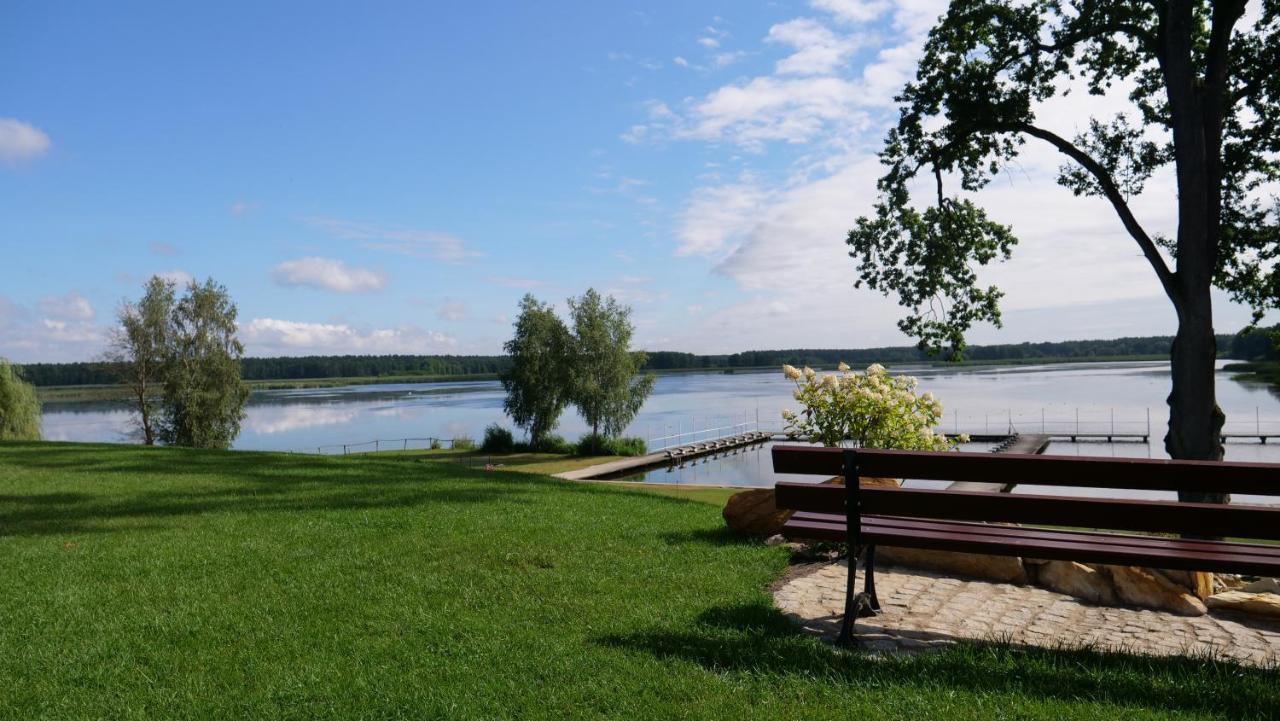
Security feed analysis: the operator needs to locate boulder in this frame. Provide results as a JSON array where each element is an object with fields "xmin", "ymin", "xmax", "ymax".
[
  {"xmin": 1152, "ymin": 569, "xmax": 1215, "ymax": 600},
  {"xmin": 1206, "ymin": 590, "xmax": 1280, "ymax": 619},
  {"xmin": 722, "ymin": 489, "xmax": 791, "ymax": 537},
  {"xmin": 876, "ymin": 546, "xmax": 1028, "ymax": 584},
  {"xmin": 722, "ymin": 477, "xmax": 901, "ymax": 538},
  {"xmin": 1034, "ymin": 560, "xmax": 1116, "ymax": 605},
  {"xmin": 1241, "ymin": 577, "xmax": 1280, "ymax": 595},
  {"xmin": 1099, "ymin": 565, "xmax": 1207, "ymax": 616}
]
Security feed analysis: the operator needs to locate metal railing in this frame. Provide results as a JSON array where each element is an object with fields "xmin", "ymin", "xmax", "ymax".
[{"xmin": 305, "ymin": 437, "xmax": 473, "ymax": 455}]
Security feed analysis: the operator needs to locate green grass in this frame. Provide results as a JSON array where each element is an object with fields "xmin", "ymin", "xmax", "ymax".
[{"xmin": 1, "ymin": 441, "xmax": 1277, "ymax": 720}]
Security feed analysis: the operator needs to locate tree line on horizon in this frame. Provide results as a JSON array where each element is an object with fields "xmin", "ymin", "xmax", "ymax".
[{"xmin": 15, "ymin": 332, "xmax": 1257, "ymax": 387}]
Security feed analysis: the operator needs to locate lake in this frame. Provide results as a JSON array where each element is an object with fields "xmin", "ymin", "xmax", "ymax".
[{"xmin": 40, "ymin": 361, "xmax": 1280, "ymax": 477}]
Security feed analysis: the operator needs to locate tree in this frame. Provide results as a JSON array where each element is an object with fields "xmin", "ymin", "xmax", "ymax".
[
  {"xmin": 847, "ymin": 0, "xmax": 1279, "ymax": 503},
  {"xmin": 0, "ymin": 359, "xmax": 41, "ymax": 441},
  {"xmin": 567, "ymin": 289, "xmax": 655, "ymax": 438},
  {"xmin": 501, "ymin": 294, "xmax": 573, "ymax": 446},
  {"xmin": 156, "ymin": 279, "xmax": 250, "ymax": 449},
  {"xmin": 105, "ymin": 276, "xmax": 176, "ymax": 445}
]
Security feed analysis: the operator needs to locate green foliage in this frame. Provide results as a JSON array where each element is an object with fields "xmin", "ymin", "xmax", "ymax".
[
  {"xmin": 521, "ymin": 433, "xmax": 574, "ymax": 454},
  {"xmin": 574, "ymin": 433, "xmax": 647, "ymax": 457},
  {"xmin": 1231, "ymin": 325, "xmax": 1280, "ymax": 361},
  {"xmin": 781, "ymin": 363, "xmax": 962, "ymax": 450},
  {"xmin": 155, "ymin": 279, "xmax": 250, "ymax": 449},
  {"xmin": 451, "ymin": 435, "xmax": 475, "ymax": 451},
  {"xmin": 0, "ymin": 360, "xmax": 40, "ymax": 440},
  {"xmin": 567, "ymin": 289, "xmax": 656, "ymax": 438},
  {"xmin": 106, "ymin": 275, "xmax": 176, "ymax": 444},
  {"xmin": 501, "ymin": 295, "xmax": 574, "ymax": 445},
  {"xmin": 847, "ymin": 0, "xmax": 1280, "ymax": 358},
  {"xmin": 481, "ymin": 424, "xmax": 516, "ymax": 453}
]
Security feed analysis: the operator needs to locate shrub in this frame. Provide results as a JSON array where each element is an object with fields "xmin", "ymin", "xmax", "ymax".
[
  {"xmin": 0, "ymin": 359, "xmax": 40, "ymax": 441},
  {"xmin": 452, "ymin": 435, "xmax": 475, "ymax": 451},
  {"xmin": 429, "ymin": 438, "xmax": 442, "ymax": 450},
  {"xmin": 530, "ymin": 433, "xmax": 574, "ymax": 454},
  {"xmin": 781, "ymin": 362, "xmax": 967, "ymax": 450},
  {"xmin": 574, "ymin": 433, "xmax": 647, "ymax": 457},
  {"xmin": 481, "ymin": 424, "xmax": 515, "ymax": 453}
]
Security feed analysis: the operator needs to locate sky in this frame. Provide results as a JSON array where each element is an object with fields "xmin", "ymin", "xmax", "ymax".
[{"xmin": 0, "ymin": 0, "xmax": 1271, "ymax": 363}]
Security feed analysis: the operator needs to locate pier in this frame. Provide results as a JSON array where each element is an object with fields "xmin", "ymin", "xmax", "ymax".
[{"xmin": 947, "ymin": 433, "xmax": 1050, "ymax": 493}]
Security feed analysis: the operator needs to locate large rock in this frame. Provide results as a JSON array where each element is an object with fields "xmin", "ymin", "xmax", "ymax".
[
  {"xmin": 723, "ymin": 489, "xmax": 791, "ymax": 537},
  {"xmin": 1241, "ymin": 577, "xmax": 1280, "ymax": 595},
  {"xmin": 1206, "ymin": 590, "xmax": 1280, "ymax": 619},
  {"xmin": 1152, "ymin": 569, "xmax": 1215, "ymax": 600},
  {"xmin": 876, "ymin": 546, "xmax": 1029, "ymax": 584},
  {"xmin": 1034, "ymin": 560, "xmax": 1116, "ymax": 605},
  {"xmin": 1100, "ymin": 565, "xmax": 1207, "ymax": 616},
  {"xmin": 722, "ymin": 477, "xmax": 901, "ymax": 538}
]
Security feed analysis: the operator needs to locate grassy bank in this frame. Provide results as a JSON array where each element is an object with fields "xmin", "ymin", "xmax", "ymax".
[
  {"xmin": 0, "ymin": 442, "xmax": 1275, "ymax": 719},
  {"xmin": 1225, "ymin": 361, "xmax": 1280, "ymax": 387}
]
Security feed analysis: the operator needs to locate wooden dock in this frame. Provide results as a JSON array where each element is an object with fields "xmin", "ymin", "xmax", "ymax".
[
  {"xmin": 947, "ymin": 433, "xmax": 1049, "ymax": 494},
  {"xmin": 661, "ymin": 430, "xmax": 772, "ymax": 461}
]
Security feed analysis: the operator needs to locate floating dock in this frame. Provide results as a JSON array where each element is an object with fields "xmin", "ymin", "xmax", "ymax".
[{"xmin": 947, "ymin": 433, "xmax": 1050, "ymax": 494}]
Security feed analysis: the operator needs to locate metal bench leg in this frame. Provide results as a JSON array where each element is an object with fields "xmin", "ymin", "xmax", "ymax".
[
  {"xmin": 864, "ymin": 544, "xmax": 880, "ymax": 613},
  {"xmin": 836, "ymin": 545, "xmax": 879, "ymax": 647}
]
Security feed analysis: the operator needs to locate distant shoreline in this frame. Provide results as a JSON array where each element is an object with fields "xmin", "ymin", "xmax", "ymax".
[{"xmin": 35, "ymin": 354, "xmax": 1177, "ymax": 403}]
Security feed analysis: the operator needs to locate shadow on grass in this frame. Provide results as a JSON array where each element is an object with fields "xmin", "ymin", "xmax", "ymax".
[
  {"xmin": 595, "ymin": 602, "xmax": 1280, "ymax": 719},
  {"xmin": 0, "ymin": 442, "xmax": 540, "ymax": 537},
  {"xmin": 660, "ymin": 527, "xmax": 759, "ymax": 548}
]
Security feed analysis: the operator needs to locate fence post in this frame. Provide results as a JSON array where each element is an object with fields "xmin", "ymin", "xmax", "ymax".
[
  {"xmin": 343, "ymin": 445, "xmax": 348, "ymax": 455},
  {"xmin": 1076, "ymin": 408, "xmax": 1079, "ymax": 437}
]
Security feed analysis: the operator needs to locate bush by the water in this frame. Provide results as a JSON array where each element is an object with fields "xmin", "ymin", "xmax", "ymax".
[
  {"xmin": 524, "ymin": 433, "xmax": 574, "ymax": 454},
  {"xmin": 575, "ymin": 433, "xmax": 646, "ymax": 457},
  {"xmin": 481, "ymin": 424, "xmax": 516, "ymax": 453},
  {"xmin": 452, "ymin": 435, "xmax": 475, "ymax": 451}
]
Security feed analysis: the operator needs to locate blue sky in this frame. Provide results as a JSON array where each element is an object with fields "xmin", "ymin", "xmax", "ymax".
[{"xmin": 0, "ymin": 0, "xmax": 1269, "ymax": 362}]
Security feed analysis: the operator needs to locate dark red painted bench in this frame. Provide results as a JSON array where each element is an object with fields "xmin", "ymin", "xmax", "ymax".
[{"xmin": 771, "ymin": 445, "xmax": 1280, "ymax": 645}]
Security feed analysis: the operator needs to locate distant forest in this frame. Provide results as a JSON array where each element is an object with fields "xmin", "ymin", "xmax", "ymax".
[{"xmin": 17, "ymin": 334, "xmax": 1254, "ymax": 387}]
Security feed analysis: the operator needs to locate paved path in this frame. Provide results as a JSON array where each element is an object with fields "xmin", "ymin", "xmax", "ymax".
[{"xmin": 774, "ymin": 561, "xmax": 1280, "ymax": 667}]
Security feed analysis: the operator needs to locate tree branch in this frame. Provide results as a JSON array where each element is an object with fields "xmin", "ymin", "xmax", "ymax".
[{"xmin": 1015, "ymin": 122, "xmax": 1180, "ymax": 302}]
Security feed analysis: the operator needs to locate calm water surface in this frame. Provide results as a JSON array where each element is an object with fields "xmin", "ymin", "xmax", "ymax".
[{"xmin": 40, "ymin": 361, "xmax": 1280, "ymax": 494}]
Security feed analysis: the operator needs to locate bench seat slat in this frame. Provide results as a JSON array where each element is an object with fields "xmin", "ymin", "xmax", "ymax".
[
  {"xmin": 782, "ymin": 513, "xmax": 1280, "ymax": 577},
  {"xmin": 789, "ymin": 512, "xmax": 1280, "ymax": 557}
]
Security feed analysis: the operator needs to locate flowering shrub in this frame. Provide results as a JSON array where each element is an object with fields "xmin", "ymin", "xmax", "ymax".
[{"xmin": 781, "ymin": 362, "xmax": 967, "ymax": 450}]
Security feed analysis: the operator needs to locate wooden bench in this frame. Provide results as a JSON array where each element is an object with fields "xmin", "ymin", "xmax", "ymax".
[{"xmin": 771, "ymin": 445, "xmax": 1280, "ymax": 645}]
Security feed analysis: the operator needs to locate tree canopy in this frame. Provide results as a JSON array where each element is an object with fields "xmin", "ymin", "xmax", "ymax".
[
  {"xmin": 0, "ymin": 359, "xmax": 40, "ymax": 441},
  {"xmin": 568, "ymin": 289, "xmax": 656, "ymax": 439},
  {"xmin": 847, "ymin": 0, "xmax": 1278, "ymax": 476},
  {"xmin": 501, "ymin": 295, "xmax": 573, "ymax": 445}
]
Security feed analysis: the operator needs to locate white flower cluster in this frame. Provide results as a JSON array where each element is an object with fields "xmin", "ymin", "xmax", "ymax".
[{"xmin": 779, "ymin": 362, "xmax": 960, "ymax": 451}]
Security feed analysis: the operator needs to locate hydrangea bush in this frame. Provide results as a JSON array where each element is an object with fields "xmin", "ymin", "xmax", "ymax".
[{"xmin": 781, "ymin": 362, "xmax": 966, "ymax": 450}]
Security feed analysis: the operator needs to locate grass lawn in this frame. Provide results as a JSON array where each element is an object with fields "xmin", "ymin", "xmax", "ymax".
[{"xmin": 0, "ymin": 442, "xmax": 1276, "ymax": 720}]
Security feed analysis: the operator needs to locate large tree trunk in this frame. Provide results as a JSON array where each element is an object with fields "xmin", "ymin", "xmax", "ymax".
[{"xmin": 1165, "ymin": 282, "xmax": 1227, "ymax": 505}]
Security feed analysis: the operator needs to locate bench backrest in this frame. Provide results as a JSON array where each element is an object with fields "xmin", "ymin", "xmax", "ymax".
[{"xmin": 771, "ymin": 445, "xmax": 1280, "ymax": 541}]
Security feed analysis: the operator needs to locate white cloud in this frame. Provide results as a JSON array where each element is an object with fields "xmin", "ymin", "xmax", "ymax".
[
  {"xmin": 240, "ymin": 318, "xmax": 457, "ymax": 355},
  {"xmin": 0, "ymin": 119, "xmax": 51, "ymax": 163},
  {"xmin": 229, "ymin": 200, "xmax": 258, "ymax": 216},
  {"xmin": 38, "ymin": 292, "xmax": 95, "ymax": 321},
  {"xmin": 156, "ymin": 269, "xmax": 195, "ymax": 287},
  {"xmin": 437, "ymin": 300, "xmax": 469, "ymax": 321},
  {"xmin": 676, "ymin": 181, "xmax": 772, "ymax": 256},
  {"xmin": 673, "ymin": 56, "xmax": 690, "ymax": 67},
  {"xmin": 307, "ymin": 217, "xmax": 481, "ymax": 263},
  {"xmin": 767, "ymin": 18, "xmax": 860, "ymax": 76},
  {"xmin": 697, "ymin": 37, "xmax": 720, "ymax": 48},
  {"xmin": 811, "ymin": 0, "xmax": 892, "ymax": 24},
  {"xmin": 272, "ymin": 257, "xmax": 387, "ymax": 293}
]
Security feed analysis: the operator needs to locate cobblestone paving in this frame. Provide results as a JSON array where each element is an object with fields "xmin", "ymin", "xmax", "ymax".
[{"xmin": 774, "ymin": 561, "xmax": 1280, "ymax": 666}]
